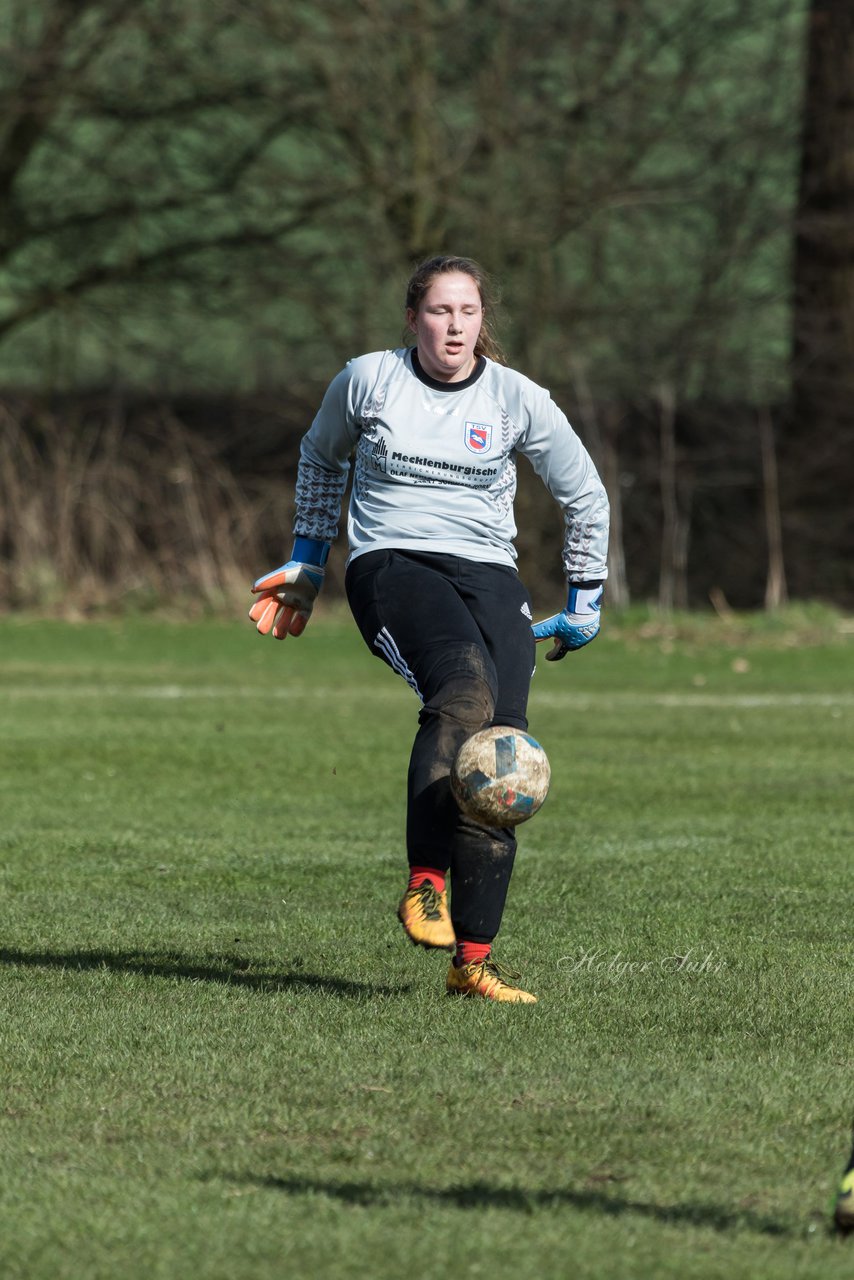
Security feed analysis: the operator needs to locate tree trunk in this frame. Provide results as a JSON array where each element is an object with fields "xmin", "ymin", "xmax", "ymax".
[
  {"xmin": 601, "ymin": 406, "xmax": 629, "ymax": 610},
  {"xmin": 792, "ymin": 1, "xmax": 854, "ymax": 435},
  {"xmin": 657, "ymin": 384, "xmax": 684, "ymax": 613},
  {"xmin": 758, "ymin": 407, "xmax": 788, "ymax": 609},
  {"xmin": 567, "ymin": 360, "xmax": 629, "ymax": 608}
]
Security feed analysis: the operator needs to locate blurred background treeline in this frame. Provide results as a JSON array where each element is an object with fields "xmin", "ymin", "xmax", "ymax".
[{"xmin": 0, "ymin": 0, "xmax": 851, "ymax": 615}]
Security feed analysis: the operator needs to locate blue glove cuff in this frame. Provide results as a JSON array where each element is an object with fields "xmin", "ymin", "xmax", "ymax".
[
  {"xmin": 291, "ymin": 537, "xmax": 331, "ymax": 567},
  {"xmin": 566, "ymin": 581, "xmax": 603, "ymax": 611}
]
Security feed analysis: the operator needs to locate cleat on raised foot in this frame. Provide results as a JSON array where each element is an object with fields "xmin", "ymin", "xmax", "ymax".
[
  {"xmin": 446, "ymin": 958, "xmax": 537, "ymax": 1003},
  {"xmin": 835, "ymin": 1168, "xmax": 854, "ymax": 1235},
  {"xmin": 397, "ymin": 881, "xmax": 455, "ymax": 951}
]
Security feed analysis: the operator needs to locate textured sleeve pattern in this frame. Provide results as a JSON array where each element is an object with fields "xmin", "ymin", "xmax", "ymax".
[
  {"xmin": 292, "ymin": 358, "xmax": 368, "ymax": 543},
  {"xmin": 294, "ymin": 459, "xmax": 349, "ymax": 542},
  {"xmin": 562, "ymin": 482, "xmax": 610, "ymax": 582}
]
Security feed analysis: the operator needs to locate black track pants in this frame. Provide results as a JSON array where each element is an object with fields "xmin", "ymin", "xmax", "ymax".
[{"xmin": 345, "ymin": 549, "xmax": 536, "ymax": 944}]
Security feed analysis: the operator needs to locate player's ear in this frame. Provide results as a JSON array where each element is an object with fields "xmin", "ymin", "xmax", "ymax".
[{"xmin": 405, "ymin": 307, "xmax": 417, "ymax": 334}]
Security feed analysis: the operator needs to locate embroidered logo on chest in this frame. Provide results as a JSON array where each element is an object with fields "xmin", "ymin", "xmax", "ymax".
[{"xmin": 464, "ymin": 421, "xmax": 493, "ymax": 454}]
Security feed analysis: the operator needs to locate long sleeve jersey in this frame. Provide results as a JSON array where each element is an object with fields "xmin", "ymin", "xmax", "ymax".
[{"xmin": 294, "ymin": 347, "xmax": 610, "ymax": 582}]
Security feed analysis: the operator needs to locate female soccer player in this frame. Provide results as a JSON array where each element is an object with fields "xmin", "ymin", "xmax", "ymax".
[{"xmin": 250, "ymin": 255, "xmax": 609, "ymax": 1003}]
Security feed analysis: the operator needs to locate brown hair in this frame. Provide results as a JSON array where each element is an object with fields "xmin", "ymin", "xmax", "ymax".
[{"xmin": 404, "ymin": 255, "xmax": 507, "ymax": 364}]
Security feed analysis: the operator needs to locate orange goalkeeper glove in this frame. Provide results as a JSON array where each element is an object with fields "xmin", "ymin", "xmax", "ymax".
[{"xmin": 249, "ymin": 537, "xmax": 329, "ymax": 640}]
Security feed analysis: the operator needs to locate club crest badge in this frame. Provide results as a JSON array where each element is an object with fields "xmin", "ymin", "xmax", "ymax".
[{"xmin": 464, "ymin": 421, "xmax": 493, "ymax": 454}]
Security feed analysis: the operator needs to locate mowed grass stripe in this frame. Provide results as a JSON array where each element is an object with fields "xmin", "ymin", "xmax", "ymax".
[{"xmin": 2, "ymin": 682, "xmax": 852, "ymax": 709}]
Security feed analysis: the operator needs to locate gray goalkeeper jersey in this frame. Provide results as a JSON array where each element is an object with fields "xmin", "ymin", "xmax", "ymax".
[{"xmin": 294, "ymin": 348, "xmax": 609, "ymax": 581}]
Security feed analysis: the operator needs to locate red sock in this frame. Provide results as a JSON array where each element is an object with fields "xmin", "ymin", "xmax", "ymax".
[
  {"xmin": 408, "ymin": 866, "xmax": 446, "ymax": 894},
  {"xmin": 454, "ymin": 940, "xmax": 491, "ymax": 967}
]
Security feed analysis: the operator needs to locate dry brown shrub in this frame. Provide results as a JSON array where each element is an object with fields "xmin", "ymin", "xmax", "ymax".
[{"xmin": 0, "ymin": 400, "xmax": 289, "ymax": 615}]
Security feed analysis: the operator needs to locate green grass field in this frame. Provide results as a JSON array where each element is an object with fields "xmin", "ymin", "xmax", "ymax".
[{"xmin": 1, "ymin": 609, "xmax": 852, "ymax": 1279}]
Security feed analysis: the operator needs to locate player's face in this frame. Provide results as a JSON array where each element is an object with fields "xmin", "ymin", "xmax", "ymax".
[{"xmin": 406, "ymin": 272, "xmax": 484, "ymax": 382}]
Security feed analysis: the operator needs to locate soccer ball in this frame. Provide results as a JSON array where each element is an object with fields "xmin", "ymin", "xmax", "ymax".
[{"xmin": 451, "ymin": 726, "xmax": 551, "ymax": 828}]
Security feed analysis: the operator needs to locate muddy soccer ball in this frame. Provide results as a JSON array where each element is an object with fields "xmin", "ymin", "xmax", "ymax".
[{"xmin": 450, "ymin": 726, "xmax": 551, "ymax": 828}]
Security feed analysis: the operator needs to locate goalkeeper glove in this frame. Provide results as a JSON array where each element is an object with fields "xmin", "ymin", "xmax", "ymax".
[
  {"xmin": 532, "ymin": 583, "xmax": 603, "ymax": 661},
  {"xmin": 249, "ymin": 537, "xmax": 330, "ymax": 639}
]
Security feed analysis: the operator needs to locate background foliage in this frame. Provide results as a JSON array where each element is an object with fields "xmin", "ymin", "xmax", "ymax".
[
  {"xmin": 0, "ymin": 0, "xmax": 805, "ymax": 396},
  {"xmin": 0, "ymin": 0, "xmax": 850, "ymax": 609}
]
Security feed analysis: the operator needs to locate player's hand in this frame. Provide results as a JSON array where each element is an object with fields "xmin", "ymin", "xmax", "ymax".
[
  {"xmin": 532, "ymin": 584, "xmax": 603, "ymax": 661},
  {"xmin": 249, "ymin": 539, "xmax": 329, "ymax": 640}
]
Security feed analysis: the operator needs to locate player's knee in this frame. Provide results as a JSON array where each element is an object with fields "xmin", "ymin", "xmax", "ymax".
[{"xmin": 421, "ymin": 643, "xmax": 497, "ymax": 731}]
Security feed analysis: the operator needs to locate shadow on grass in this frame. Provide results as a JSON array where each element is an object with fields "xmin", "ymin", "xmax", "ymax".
[
  {"xmin": 220, "ymin": 1173, "xmax": 803, "ymax": 1240},
  {"xmin": 0, "ymin": 947, "xmax": 410, "ymax": 999}
]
